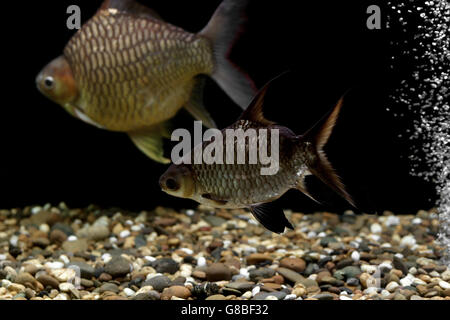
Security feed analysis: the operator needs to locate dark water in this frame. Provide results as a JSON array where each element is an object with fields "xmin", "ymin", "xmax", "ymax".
[{"xmin": 0, "ymin": 0, "xmax": 436, "ymax": 214}]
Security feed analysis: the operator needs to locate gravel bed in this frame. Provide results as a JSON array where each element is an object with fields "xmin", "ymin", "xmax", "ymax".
[{"xmin": 0, "ymin": 204, "xmax": 448, "ymax": 300}]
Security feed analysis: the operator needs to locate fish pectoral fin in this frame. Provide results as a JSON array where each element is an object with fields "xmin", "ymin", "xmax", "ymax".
[
  {"xmin": 185, "ymin": 77, "xmax": 217, "ymax": 129},
  {"xmin": 129, "ymin": 125, "xmax": 171, "ymax": 164},
  {"xmin": 250, "ymin": 202, "xmax": 294, "ymax": 234},
  {"xmin": 201, "ymin": 193, "xmax": 228, "ymax": 206}
]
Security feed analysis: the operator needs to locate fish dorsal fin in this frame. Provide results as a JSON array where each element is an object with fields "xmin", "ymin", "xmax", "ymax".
[
  {"xmin": 239, "ymin": 79, "xmax": 275, "ymax": 126},
  {"xmin": 239, "ymin": 72, "xmax": 292, "ymax": 126},
  {"xmin": 100, "ymin": 0, "xmax": 163, "ymax": 20}
]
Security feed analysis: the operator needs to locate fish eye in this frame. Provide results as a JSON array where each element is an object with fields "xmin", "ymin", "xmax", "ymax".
[
  {"xmin": 165, "ymin": 178, "xmax": 179, "ymax": 191},
  {"xmin": 44, "ymin": 77, "xmax": 54, "ymax": 89}
]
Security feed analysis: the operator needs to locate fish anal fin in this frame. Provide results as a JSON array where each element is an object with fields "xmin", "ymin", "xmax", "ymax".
[
  {"xmin": 296, "ymin": 178, "xmax": 321, "ymax": 204},
  {"xmin": 185, "ymin": 78, "xmax": 217, "ymax": 129},
  {"xmin": 129, "ymin": 124, "xmax": 171, "ymax": 164},
  {"xmin": 250, "ymin": 202, "xmax": 294, "ymax": 234},
  {"xmin": 100, "ymin": 0, "xmax": 163, "ymax": 20}
]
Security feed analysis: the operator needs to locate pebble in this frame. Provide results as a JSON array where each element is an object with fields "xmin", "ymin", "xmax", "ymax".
[
  {"xmin": 0, "ymin": 205, "xmax": 446, "ymax": 301},
  {"xmin": 206, "ymin": 263, "xmax": 232, "ymax": 282},
  {"xmin": 152, "ymin": 258, "xmax": 179, "ymax": 275},
  {"xmin": 36, "ymin": 274, "xmax": 59, "ymax": 289},
  {"xmin": 279, "ymin": 258, "xmax": 306, "ymax": 273},
  {"xmin": 246, "ymin": 254, "xmax": 273, "ymax": 265},
  {"xmin": 276, "ymin": 267, "xmax": 304, "ymax": 284},
  {"xmin": 351, "ymin": 251, "xmax": 360, "ymax": 262},
  {"xmin": 144, "ymin": 275, "xmax": 172, "ymax": 292},
  {"xmin": 161, "ymin": 286, "xmax": 192, "ymax": 300},
  {"xmin": 104, "ymin": 257, "xmax": 131, "ymax": 278}
]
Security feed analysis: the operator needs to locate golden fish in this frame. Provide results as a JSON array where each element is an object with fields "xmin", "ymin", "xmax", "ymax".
[
  {"xmin": 36, "ymin": 0, "xmax": 256, "ymax": 163},
  {"xmin": 160, "ymin": 75, "xmax": 355, "ymax": 233}
]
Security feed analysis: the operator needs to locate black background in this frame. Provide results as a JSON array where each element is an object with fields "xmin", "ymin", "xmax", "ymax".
[{"xmin": 0, "ymin": 0, "xmax": 436, "ymax": 214}]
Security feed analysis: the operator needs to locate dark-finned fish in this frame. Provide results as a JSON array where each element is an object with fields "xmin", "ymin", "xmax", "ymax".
[
  {"xmin": 36, "ymin": 0, "xmax": 256, "ymax": 163},
  {"xmin": 159, "ymin": 76, "xmax": 355, "ymax": 234}
]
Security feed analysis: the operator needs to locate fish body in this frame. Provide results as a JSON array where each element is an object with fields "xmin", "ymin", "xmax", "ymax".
[
  {"xmin": 64, "ymin": 10, "xmax": 213, "ymax": 132},
  {"xmin": 36, "ymin": 0, "xmax": 256, "ymax": 163},
  {"xmin": 160, "ymin": 75, "xmax": 355, "ymax": 233}
]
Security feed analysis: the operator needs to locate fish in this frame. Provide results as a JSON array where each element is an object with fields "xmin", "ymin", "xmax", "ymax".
[
  {"xmin": 36, "ymin": 0, "xmax": 256, "ymax": 164},
  {"xmin": 159, "ymin": 75, "xmax": 355, "ymax": 234}
]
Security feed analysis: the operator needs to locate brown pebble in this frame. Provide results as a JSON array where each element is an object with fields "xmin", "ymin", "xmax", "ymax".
[
  {"xmin": 279, "ymin": 258, "xmax": 306, "ymax": 273},
  {"xmin": 98, "ymin": 273, "xmax": 113, "ymax": 282},
  {"xmin": 49, "ymin": 229, "xmax": 68, "ymax": 244},
  {"xmin": 161, "ymin": 286, "xmax": 192, "ymax": 300},
  {"xmin": 206, "ymin": 263, "xmax": 232, "ymax": 282},
  {"xmin": 262, "ymin": 283, "xmax": 282, "ymax": 291},
  {"xmin": 192, "ymin": 271, "xmax": 207, "ymax": 280},
  {"xmin": 36, "ymin": 274, "xmax": 59, "ymax": 289},
  {"xmin": 246, "ymin": 254, "xmax": 273, "ymax": 265}
]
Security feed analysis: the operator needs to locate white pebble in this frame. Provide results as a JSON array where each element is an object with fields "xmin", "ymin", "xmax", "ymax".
[
  {"xmin": 409, "ymin": 267, "xmax": 417, "ymax": 275},
  {"xmin": 179, "ymin": 248, "xmax": 194, "ymax": 255},
  {"xmin": 284, "ymin": 294, "xmax": 296, "ymax": 300},
  {"xmin": 9, "ymin": 235, "xmax": 19, "ymax": 247},
  {"xmin": 39, "ymin": 224, "xmax": 50, "ymax": 233},
  {"xmin": 379, "ymin": 262, "xmax": 393, "ymax": 271},
  {"xmin": 252, "ymin": 286, "xmax": 260, "ymax": 297},
  {"xmin": 54, "ymin": 294, "xmax": 68, "ymax": 301},
  {"xmin": 0, "ymin": 255, "xmax": 6, "ymax": 261},
  {"xmin": 351, "ymin": 251, "xmax": 360, "ymax": 262},
  {"xmin": 400, "ymin": 235, "xmax": 416, "ymax": 248},
  {"xmin": 364, "ymin": 287, "xmax": 378, "ymax": 295},
  {"xmin": 307, "ymin": 231, "xmax": 316, "ymax": 239},
  {"xmin": 381, "ymin": 289, "xmax": 390, "ymax": 297},
  {"xmin": 370, "ymin": 223, "xmax": 382, "ymax": 234},
  {"xmin": 399, "ymin": 274, "xmax": 414, "ymax": 287},
  {"xmin": 349, "ymin": 241, "xmax": 359, "ymax": 248},
  {"xmin": 395, "ymin": 253, "xmax": 404, "ymax": 259},
  {"xmin": 186, "ymin": 210, "xmax": 195, "ymax": 217},
  {"xmin": 242, "ymin": 291, "xmax": 252, "ymax": 299},
  {"xmin": 31, "ymin": 207, "xmax": 42, "ymax": 215},
  {"xmin": 439, "ymin": 280, "xmax": 450, "ymax": 290},
  {"xmin": 412, "ymin": 218, "xmax": 422, "ymax": 225},
  {"xmin": 223, "ymin": 240, "xmax": 231, "ymax": 249},
  {"xmin": 385, "ymin": 216, "xmax": 400, "ymax": 227},
  {"xmin": 340, "ymin": 296, "xmax": 353, "ymax": 300},
  {"xmin": 67, "ymin": 236, "xmax": 78, "ymax": 242},
  {"xmin": 361, "ymin": 264, "xmax": 377, "ymax": 274},
  {"xmin": 386, "ymin": 281, "xmax": 399, "ymax": 292},
  {"xmin": 123, "ymin": 288, "xmax": 135, "ymax": 297},
  {"xmin": 131, "ymin": 225, "xmax": 142, "ymax": 232},
  {"xmin": 197, "ymin": 257, "xmax": 207, "ymax": 267},
  {"xmin": 59, "ymin": 255, "xmax": 70, "ymax": 265},
  {"xmin": 45, "ymin": 262, "xmax": 65, "ymax": 270},
  {"xmin": 109, "ymin": 237, "xmax": 118, "ymax": 244},
  {"xmin": 120, "ymin": 230, "xmax": 131, "ymax": 238},
  {"xmin": 413, "ymin": 278, "xmax": 427, "ymax": 285},
  {"xmin": 265, "ymin": 296, "xmax": 278, "ymax": 300},
  {"xmin": 102, "ymin": 253, "xmax": 112, "ymax": 263},
  {"xmin": 144, "ymin": 256, "xmax": 156, "ymax": 263},
  {"xmin": 59, "ymin": 283, "xmax": 75, "ymax": 292},
  {"xmin": 317, "ymin": 232, "xmax": 326, "ymax": 238}
]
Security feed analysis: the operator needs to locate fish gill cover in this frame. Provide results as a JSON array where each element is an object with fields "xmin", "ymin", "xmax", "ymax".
[{"xmin": 387, "ymin": 0, "xmax": 450, "ymax": 265}]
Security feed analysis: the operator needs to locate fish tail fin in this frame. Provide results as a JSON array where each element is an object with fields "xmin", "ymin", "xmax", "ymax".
[
  {"xmin": 200, "ymin": 0, "xmax": 257, "ymax": 109},
  {"xmin": 301, "ymin": 97, "xmax": 355, "ymax": 207}
]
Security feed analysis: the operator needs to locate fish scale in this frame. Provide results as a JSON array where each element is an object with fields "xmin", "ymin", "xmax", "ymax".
[{"xmin": 63, "ymin": 10, "xmax": 214, "ymax": 131}]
